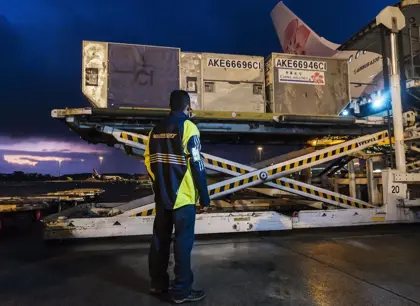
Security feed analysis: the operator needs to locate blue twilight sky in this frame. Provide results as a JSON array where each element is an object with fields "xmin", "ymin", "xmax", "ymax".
[{"xmin": 0, "ymin": 0, "xmax": 396, "ymax": 174}]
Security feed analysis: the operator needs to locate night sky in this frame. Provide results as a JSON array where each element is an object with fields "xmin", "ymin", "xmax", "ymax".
[{"xmin": 0, "ymin": 0, "xmax": 395, "ymax": 175}]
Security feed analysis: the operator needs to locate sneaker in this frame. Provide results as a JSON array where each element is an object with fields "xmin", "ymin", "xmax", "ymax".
[{"xmin": 172, "ymin": 290, "xmax": 206, "ymax": 304}]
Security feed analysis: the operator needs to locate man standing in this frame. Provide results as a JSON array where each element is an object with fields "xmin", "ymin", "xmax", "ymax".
[{"xmin": 144, "ymin": 90, "xmax": 210, "ymax": 304}]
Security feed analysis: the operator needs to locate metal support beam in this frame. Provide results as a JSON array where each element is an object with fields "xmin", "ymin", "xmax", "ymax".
[
  {"xmin": 333, "ymin": 177, "xmax": 383, "ymax": 185},
  {"xmin": 349, "ymin": 160, "xmax": 357, "ymax": 199},
  {"xmin": 380, "ymin": 25, "xmax": 394, "ymax": 168},
  {"xmin": 407, "ymin": 160, "xmax": 420, "ymax": 172},
  {"xmin": 304, "ymin": 167, "xmax": 312, "ymax": 184},
  {"xmin": 366, "ymin": 158, "xmax": 379, "ymax": 205},
  {"xmin": 408, "ymin": 25, "xmax": 415, "ymax": 79},
  {"xmin": 316, "ymin": 156, "xmax": 350, "ymax": 178},
  {"xmin": 377, "ymin": 6, "xmax": 407, "ymax": 172},
  {"xmin": 380, "ymin": 25, "xmax": 390, "ymax": 90},
  {"xmin": 397, "ymin": 30, "xmax": 407, "ymax": 102},
  {"xmin": 390, "ymin": 31, "xmax": 407, "ymax": 172}
]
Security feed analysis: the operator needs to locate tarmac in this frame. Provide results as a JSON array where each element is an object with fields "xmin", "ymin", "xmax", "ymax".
[
  {"xmin": 1, "ymin": 224, "xmax": 420, "ymax": 305},
  {"xmin": 0, "ymin": 181, "xmax": 152, "ymax": 202}
]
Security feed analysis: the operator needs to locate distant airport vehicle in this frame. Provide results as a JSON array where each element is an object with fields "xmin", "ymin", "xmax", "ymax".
[
  {"xmin": 271, "ymin": 2, "xmax": 385, "ymax": 113},
  {"xmin": 137, "ymin": 175, "xmax": 151, "ymax": 186},
  {"xmin": 92, "ymin": 169, "xmax": 128, "ymax": 182}
]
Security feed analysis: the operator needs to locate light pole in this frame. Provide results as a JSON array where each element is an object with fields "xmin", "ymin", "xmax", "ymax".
[
  {"xmin": 58, "ymin": 160, "xmax": 62, "ymax": 177},
  {"xmin": 257, "ymin": 146, "xmax": 263, "ymax": 161},
  {"xmin": 99, "ymin": 156, "xmax": 104, "ymax": 173},
  {"xmin": 80, "ymin": 159, "xmax": 85, "ymax": 173}
]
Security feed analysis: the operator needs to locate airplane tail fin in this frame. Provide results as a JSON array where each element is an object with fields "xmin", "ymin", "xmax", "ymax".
[
  {"xmin": 93, "ymin": 168, "xmax": 100, "ymax": 179},
  {"xmin": 271, "ymin": 2, "xmax": 340, "ymax": 57}
]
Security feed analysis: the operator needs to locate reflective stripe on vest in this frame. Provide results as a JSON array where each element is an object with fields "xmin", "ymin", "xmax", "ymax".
[{"xmin": 149, "ymin": 153, "xmax": 187, "ymax": 166}]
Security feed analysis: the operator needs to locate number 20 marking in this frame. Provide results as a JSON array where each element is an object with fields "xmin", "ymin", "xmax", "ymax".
[{"xmin": 391, "ymin": 185, "xmax": 400, "ymax": 194}]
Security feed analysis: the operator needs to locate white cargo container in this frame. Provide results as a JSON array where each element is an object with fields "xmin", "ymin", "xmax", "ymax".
[
  {"xmin": 265, "ymin": 53, "xmax": 350, "ymax": 115},
  {"xmin": 180, "ymin": 52, "xmax": 202, "ymax": 110},
  {"xmin": 82, "ymin": 41, "xmax": 180, "ymax": 109},
  {"xmin": 180, "ymin": 52, "xmax": 265, "ymax": 113}
]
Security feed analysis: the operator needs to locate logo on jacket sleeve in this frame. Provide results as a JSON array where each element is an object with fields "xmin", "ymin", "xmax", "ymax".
[
  {"xmin": 191, "ymin": 147, "xmax": 201, "ymax": 162},
  {"xmin": 152, "ymin": 133, "xmax": 177, "ymax": 139}
]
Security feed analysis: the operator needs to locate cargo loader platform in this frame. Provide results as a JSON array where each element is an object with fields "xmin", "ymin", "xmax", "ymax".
[
  {"xmin": 44, "ymin": 106, "xmax": 420, "ymax": 240},
  {"xmin": 52, "ymin": 107, "xmax": 390, "ymax": 145}
]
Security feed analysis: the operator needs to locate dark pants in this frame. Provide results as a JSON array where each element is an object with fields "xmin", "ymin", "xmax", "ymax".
[{"xmin": 149, "ymin": 204, "xmax": 196, "ymax": 298}]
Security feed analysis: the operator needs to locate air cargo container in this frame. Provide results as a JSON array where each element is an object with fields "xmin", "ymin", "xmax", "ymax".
[
  {"xmin": 265, "ymin": 53, "xmax": 350, "ymax": 115},
  {"xmin": 82, "ymin": 41, "xmax": 180, "ymax": 109},
  {"xmin": 181, "ymin": 52, "xmax": 265, "ymax": 113},
  {"xmin": 82, "ymin": 41, "xmax": 265, "ymax": 112}
]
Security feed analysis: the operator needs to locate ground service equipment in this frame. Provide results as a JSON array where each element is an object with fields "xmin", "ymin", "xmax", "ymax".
[
  {"xmin": 43, "ymin": 105, "xmax": 420, "ymax": 239},
  {"xmin": 43, "ymin": 4, "xmax": 420, "ymax": 239}
]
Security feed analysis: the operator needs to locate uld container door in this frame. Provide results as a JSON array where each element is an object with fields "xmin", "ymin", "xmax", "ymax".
[
  {"xmin": 107, "ymin": 44, "xmax": 180, "ymax": 109},
  {"xmin": 202, "ymin": 81, "xmax": 265, "ymax": 113}
]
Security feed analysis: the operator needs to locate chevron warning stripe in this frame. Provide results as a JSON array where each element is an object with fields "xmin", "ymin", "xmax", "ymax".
[
  {"xmin": 120, "ymin": 132, "xmax": 146, "ymax": 145},
  {"xmin": 265, "ymin": 136, "xmax": 388, "ymax": 178},
  {"xmin": 111, "ymin": 127, "xmax": 383, "ymax": 211},
  {"xmin": 209, "ymin": 175, "xmax": 260, "ymax": 196},
  {"xmin": 204, "ymin": 157, "xmax": 247, "ymax": 175},
  {"xmin": 204, "ymin": 157, "xmax": 372, "ymax": 209},
  {"xmin": 207, "ymin": 131, "xmax": 389, "ymax": 199},
  {"xmin": 273, "ymin": 179, "xmax": 369, "ymax": 208},
  {"xmin": 407, "ymin": 160, "xmax": 420, "ymax": 172},
  {"xmin": 132, "ymin": 208, "xmax": 156, "ymax": 217}
]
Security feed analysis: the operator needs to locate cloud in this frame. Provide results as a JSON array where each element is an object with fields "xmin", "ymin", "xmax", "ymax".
[
  {"xmin": 0, "ymin": 136, "xmax": 114, "ymax": 174},
  {"xmin": 4, "ymin": 155, "xmax": 72, "ymax": 167},
  {"xmin": 0, "ymin": 135, "xmax": 146, "ymax": 175},
  {"xmin": 0, "ymin": 137, "xmax": 108, "ymax": 154}
]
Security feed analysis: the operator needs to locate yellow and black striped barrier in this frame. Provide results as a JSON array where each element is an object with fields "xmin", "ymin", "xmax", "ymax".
[
  {"xmin": 208, "ymin": 175, "xmax": 260, "ymax": 196},
  {"xmin": 120, "ymin": 132, "xmax": 147, "ymax": 145},
  {"xmin": 129, "ymin": 130, "xmax": 386, "ymax": 216},
  {"xmin": 207, "ymin": 131, "xmax": 388, "ymax": 199},
  {"xmin": 204, "ymin": 155, "xmax": 371, "ymax": 209},
  {"xmin": 204, "ymin": 158, "xmax": 247, "ymax": 175},
  {"xmin": 273, "ymin": 180, "xmax": 369, "ymax": 209},
  {"xmin": 133, "ymin": 208, "xmax": 156, "ymax": 217},
  {"xmin": 407, "ymin": 160, "xmax": 420, "ymax": 172}
]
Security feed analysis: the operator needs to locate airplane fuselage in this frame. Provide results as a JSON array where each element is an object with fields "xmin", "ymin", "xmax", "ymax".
[{"xmin": 332, "ymin": 50, "xmax": 384, "ymax": 100}]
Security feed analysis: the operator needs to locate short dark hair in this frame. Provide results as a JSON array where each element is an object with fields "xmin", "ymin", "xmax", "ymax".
[{"xmin": 170, "ymin": 90, "xmax": 191, "ymax": 111}]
